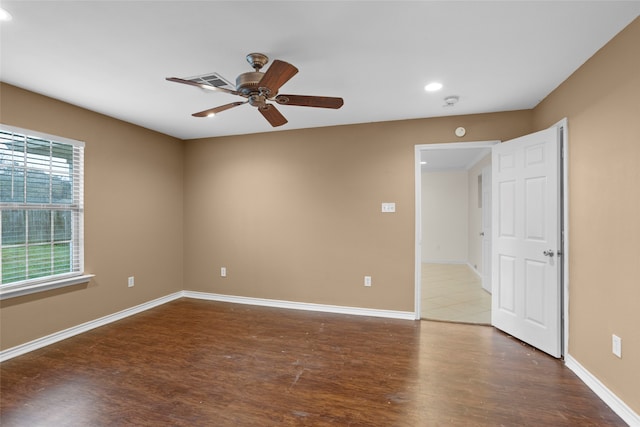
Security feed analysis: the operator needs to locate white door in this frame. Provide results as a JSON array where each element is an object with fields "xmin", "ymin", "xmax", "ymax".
[
  {"xmin": 481, "ymin": 166, "xmax": 492, "ymax": 293},
  {"xmin": 491, "ymin": 126, "xmax": 561, "ymax": 358}
]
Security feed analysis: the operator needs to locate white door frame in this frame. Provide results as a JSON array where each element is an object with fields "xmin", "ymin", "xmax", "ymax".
[
  {"xmin": 558, "ymin": 118, "xmax": 569, "ymax": 357},
  {"xmin": 481, "ymin": 165, "xmax": 492, "ymax": 293},
  {"xmin": 414, "ymin": 140, "xmax": 499, "ymax": 320},
  {"xmin": 414, "ymin": 119, "xmax": 569, "ymax": 356}
]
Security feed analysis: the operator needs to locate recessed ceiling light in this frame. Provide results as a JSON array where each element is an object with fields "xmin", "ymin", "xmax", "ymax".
[
  {"xmin": 0, "ymin": 8, "xmax": 12, "ymax": 22},
  {"xmin": 424, "ymin": 82, "xmax": 443, "ymax": 92},
  {"xmin": 207, "ymin": 113, "xmax": 215, "ymax": 118},
  {"xmin": 421, "ymin": 161, "xmax": 428, "ymax": 165}
]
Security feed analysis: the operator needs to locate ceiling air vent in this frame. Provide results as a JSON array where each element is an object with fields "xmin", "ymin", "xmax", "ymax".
[{"xmin": 185, "ymin": 72, "xmax": 235, "ymax": 91}]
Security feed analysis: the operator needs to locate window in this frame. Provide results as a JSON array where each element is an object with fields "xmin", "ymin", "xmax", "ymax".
[{"xmin": 0, "ymin": 124, "xmax": 91, "ymax": 299}]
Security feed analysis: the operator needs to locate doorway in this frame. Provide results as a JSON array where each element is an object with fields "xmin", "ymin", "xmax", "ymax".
[
  {"xmin": 414, "ymin": 120, "xmax": 569, "ymax": 357},
  {"xmin": 415, "ymin": 141, "xmax": 498, "ymax": 324}
]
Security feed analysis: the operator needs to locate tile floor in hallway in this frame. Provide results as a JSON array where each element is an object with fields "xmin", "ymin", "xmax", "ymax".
[{"xmin": 421, "ymin": 263, "xmax": 491, "ymax": 324}]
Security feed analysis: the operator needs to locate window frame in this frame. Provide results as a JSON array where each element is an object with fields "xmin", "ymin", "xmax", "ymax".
[{"xmin": 0, "ymin": 124, "xmax": 93, "ymax": 300}]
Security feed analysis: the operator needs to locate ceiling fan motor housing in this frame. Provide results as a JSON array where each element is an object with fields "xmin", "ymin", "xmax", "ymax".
[{"xmin": 236, "ymin": 71, "xmax": 268, "ymax": 96}]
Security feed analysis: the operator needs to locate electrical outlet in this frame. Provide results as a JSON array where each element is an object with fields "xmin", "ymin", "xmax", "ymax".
[
  {"xmin": 612, "ymin": 334, "xmax": 622, "ymax": 358},
  {"xmin": 364, "ymin": 276, "xmax": 372, "ymax": 287},
  {"xmin": 128, "ymin": 276, "xmax": 135, "ymax": 287},
  {"xmin": 221, "ymin": 267, "xmax": 227, "ymax": 277}
]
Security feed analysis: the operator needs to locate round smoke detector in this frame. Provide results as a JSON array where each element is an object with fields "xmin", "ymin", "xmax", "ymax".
[{"xmin": 443, "ymin": 95, "xmax": 459, "ymax": 107}]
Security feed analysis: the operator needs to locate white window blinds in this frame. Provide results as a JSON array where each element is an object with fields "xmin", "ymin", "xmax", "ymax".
[{"xmin": 0, "ymin": 124, "xmax": 85, "ymax": 288}]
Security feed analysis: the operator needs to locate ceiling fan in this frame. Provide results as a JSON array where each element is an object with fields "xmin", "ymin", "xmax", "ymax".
[{"xmin": 166, "ymin": 53, "xmax": 344, "ymax": 127}]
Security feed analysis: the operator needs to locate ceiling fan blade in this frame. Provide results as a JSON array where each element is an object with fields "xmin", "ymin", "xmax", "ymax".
[
  {"xmin": 258, "ymin": 104, "xmax": 288, "ymax": 127},
  {"xmin": 166, "ymin": 77, "xmax": 240, "ymax": 96},
  {"xmin": 192, "ymin": 101, "xmax": 247, "ymax": 117},
  {"xmin": 258, "ymin": 60, "xmax": 299, "ymax": 96},
  {"xmin": 274, "ymin": 94, "xmax": 344, "ymax": 109}
]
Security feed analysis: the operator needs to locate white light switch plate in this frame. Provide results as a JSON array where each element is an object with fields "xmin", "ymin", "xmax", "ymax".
[
  {"xmin": 381, "ymin": 202, "xmax": 396, "ymax": 213},
  {"xmin": 612, "ymin": 334, "xmax": 622, "ymax": 358}
]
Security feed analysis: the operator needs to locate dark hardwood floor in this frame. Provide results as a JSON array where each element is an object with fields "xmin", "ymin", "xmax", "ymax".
[{"xmin": 1, "ymin": 298, "xmax": 625, "ymax": 426}]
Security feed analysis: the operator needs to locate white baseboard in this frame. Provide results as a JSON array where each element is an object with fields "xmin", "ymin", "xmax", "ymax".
[
  {"xmin": 565, "ymin": 354, "xmax": 639, "ymax": 426},
  {"xmin": 422, "ymin": 259, "xmax": 466, "ymax": 265},
  {"xmin": 466, "ymin": 262, "xmax": 483, "ymax": 279},
  {"xmin": 183, "ymin": 291, "xmax": 416, "ymax": 320},
  {"xmin": 0, "ymin": 292, "xmax": 183, "ymax": 362},
  {"xmin": 422, "ymin": 260, "xmax": 483, "ymax": 281}
]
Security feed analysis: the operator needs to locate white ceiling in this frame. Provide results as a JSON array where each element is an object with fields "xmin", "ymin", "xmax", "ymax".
[
  {"xmin": 421, "ymin": 146, "xmax": 491, "ymax": 172},
  {"xmin": 1, "ymin": 1, "xmax": 639, "ymax": 140}
]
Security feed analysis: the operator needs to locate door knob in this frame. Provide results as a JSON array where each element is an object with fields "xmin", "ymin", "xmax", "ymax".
[{"xmin": 543, "ymin": 250, "xmax": 555, "ymax": 257}]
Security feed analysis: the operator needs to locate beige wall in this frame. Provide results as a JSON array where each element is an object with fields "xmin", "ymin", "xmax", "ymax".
[
  {"xmin": 533, "ymin": 17, "xmax": 640, "ymax": 413},
  {"xmin": 421, "ymin": 170, "xmax": 469, "ymax": 263},
  {"xmin": 183, "ymin": 113, "xmax": 532, "ymax": 312},
  {"xmin": 0, "ymin": 84, "xmax": 184, "ymax": 350}
]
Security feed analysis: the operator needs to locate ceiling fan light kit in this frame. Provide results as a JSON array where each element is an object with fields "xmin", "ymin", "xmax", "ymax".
[{"xmin": 167, "ymin": 53, "xmax": 344, "ymax": 127}]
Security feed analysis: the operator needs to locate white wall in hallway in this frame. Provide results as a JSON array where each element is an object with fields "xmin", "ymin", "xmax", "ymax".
[{"xmin": 421, "ymin": 170, "xmax": 468, "ymax": 263}]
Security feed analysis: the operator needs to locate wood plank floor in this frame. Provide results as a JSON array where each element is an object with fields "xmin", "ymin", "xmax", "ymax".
[{"xmin": 1, "ymin": 299, "xmax": 625, "ymax": 426}]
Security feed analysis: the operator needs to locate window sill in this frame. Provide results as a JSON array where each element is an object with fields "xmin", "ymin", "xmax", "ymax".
[{"xmin": 0, "ymin": 274, "xmax": 95, "ymax": 301}]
